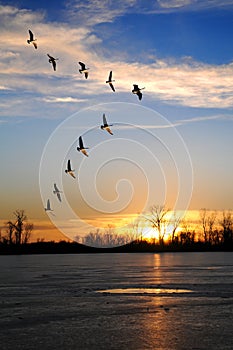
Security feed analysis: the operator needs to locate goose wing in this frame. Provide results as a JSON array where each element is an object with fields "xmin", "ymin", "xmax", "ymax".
[
  {"xmin": 28, "ymin": 29, "xmax": 34, "ymax": 41},
  {"xmin": 54, "ymin": 183, "xmax": 59, "ymax": 192},
  {"xmin": 57, "ymin": 192, "xmax": 62, "ymax": 202},
  {"xmin": 67, "ymin": 159, "xmax": 72, "ymax": 171},
  {"xmin": 137, "ymin": 91, "xmax": 142, "ymax": 100},
  {"xmin": 47, "ymin": 199, "xmax": 51, "ymax": 210},
  {"xmin": 79, "ymin": 136, "xmax": 84, "ymax": 149},
  {"xmin": 106, "ymin": 127, "xmax": 113, "ymax": 135},
  {"xmin": 84, "ymin": 71, "xmax": 88, "ymax": 79},
  {"xmin": 103, "ymin": 113, "xmax": 108, "ymax": 126},
  {"xmin": 109, "ymin": 82, "xmax": 115, "ymax": 92},
  {"xmin": 52, "ymin": 60, "xmax": 56, "ymax": 71},
  {"xmin": 133, "ymin": 84, "xmax": 139, "ymax": 90},
  {"xmin": 32, "ymin": 41, "xmax": 37, "ymax": 49},
  {"xmin": 79, "ymin": 61, "xmax": 85, "ymax": 70},
  {"xmin": 109, "ymin": 71, "xmax": 112, "ymax": 81}
]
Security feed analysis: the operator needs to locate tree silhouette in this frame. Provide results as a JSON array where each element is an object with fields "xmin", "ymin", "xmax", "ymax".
[
  {"xmin": 219, "ymin": 211, "xmax": 233, "ymax": 246},
  {"xmin": 144, "ymin": 205, "xmax": 169, "ymax": 245},
  {"xmin": 3, "ymin": 210, "xmax": 33, "ymax": 245}
]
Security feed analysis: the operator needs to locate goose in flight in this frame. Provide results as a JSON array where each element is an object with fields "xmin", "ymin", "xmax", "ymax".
[
  {"xmin": 106, "ymin": 71, "xmax": 115, "ymax": 92},
  {"xmin": 100, "ymin": 113, "xmax": 113, "ymax": 135},
  {"xmin": 77, "ymin": 136, "xmax": 89, "ymax": 157},
  {"xmin": 65, "ymin": 159, "xmax": 76, "ymax": 178},
  {"xmin": 78, "ymin": 62, "xmax": 89, "ymax": 79},
  {"xmin": 53, "ymin": 183, "xmax": 62, "ymax": 202},
  {"xmin": 27, "ymin": 29, "xmax": 37, "ymax": 49},
  {"xmin": 47, "ymin": 54, "xmax": 59, "ymax": 71},
  {"xmin": 132, "ymin": 84, "xmax": 145, "ymax": 100},
  {"xmin": 45, "ymin": 199, "xmax": 53, "ymax": 212}
]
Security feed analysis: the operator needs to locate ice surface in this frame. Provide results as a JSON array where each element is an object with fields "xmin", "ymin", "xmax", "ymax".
[{"xmin": 0, "ymin": 252, "xmax": 233, "ymax": 349}]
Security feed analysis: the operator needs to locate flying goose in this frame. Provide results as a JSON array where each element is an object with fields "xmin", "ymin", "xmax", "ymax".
[
  {"xmin": 47, "ymin": 54, "xmax": 59, "ymax": 71},
  {"xmin": 78, "ymin": 62, "xmax": 89, "ymax": 79},
  {"xmin": 27, "ymin": 30, "xmax": 37, "ymax": 49},
  {"xmin": 53, "ymin": 183, "xmax": 62, "ymax": 202},
  {"xmin": 100, "ymin": 113, "xmax": 113, "ymax": 135},
  {"xmin": 106, "ymin": 71, "xmax": 115, "ymax": 92},
  {"xmin": 65, "ymin": 159, "xmax": 76, "ymax": 178},
  {"xmin": 45, "ymin": 199, "xmax": 53, "ymax": 211},
  {"xmin": 77, "ymin": 136, "xmax": 89, "ymax": 157},
  {"xmin": 132, "ymin": 84, "xmax": 145, "ymax": 100}
]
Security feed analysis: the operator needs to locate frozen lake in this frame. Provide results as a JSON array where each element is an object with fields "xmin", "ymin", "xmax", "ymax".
[{"xmin": 1, "ymin": 252, "xmax": 233, "ymax": 349}]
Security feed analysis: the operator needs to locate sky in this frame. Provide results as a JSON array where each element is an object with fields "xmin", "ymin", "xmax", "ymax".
[{"xmin": 0, "ymin": 0, "xmax": 233, "ymax": 243}]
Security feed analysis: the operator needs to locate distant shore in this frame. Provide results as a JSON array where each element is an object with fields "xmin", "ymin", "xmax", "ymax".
[{"xmin": 0, "ymin": 240, "xmax": 233, "ymax": 255}]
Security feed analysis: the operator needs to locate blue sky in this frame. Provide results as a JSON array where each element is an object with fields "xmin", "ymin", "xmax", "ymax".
[{"xmin": 0, "ymin": 0, "xmax": 233, "ymax": 241}]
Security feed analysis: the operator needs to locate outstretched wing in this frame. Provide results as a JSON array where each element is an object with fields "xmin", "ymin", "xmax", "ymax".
[
  {"xmin": 103, "ymin": 113, "xmax": 108, "ymax": 126},
  {"xmin": 28, "ymin": 29, "xmax": 34, "ymax": 41},
  {"xmin": 84, "ymin": 71, "xmax": 88, "ymax": 79},
  {"xmin": 137, "ymin": 91, "xmax": 142, "ymax": 100},
  {"xmin": 67, "ymin": 159, "xmax": 72, "ymax": 171},
  {"xmin": 70, "ymin": 171, "xmax": 76, "ymax": 179},
  {"xmin": 79, "ymin": 136, "xmax": 84, "ymax": 149},
  {"xmin": 133, "ymin": 84, "xmax": 139, "ymax": 90},
  {"xmin": 109, "ymin": 82, "xmax": 115, "ymax": 92},
  {"xmin": 109, "ymin": 71, "xmax": 112, "ymax": 81},
  {"xmin": 52, "ymin": 60, "xmax": 56, "ymax": 71},
  {"xmin": 79, "ymin": 61, "xmax": 85, "ymax": 70},
  {"xmin": 57, "ymin": 192, "xmax": 62, "ymax": 202},
  {"xmin": 106, "ymin": 127, "xmax": 113, "ymax": 135},
  {"xmin": 47, "ymin": 199, "xmax": 51, "ymax": 210},
  {"xmin": 54, "ymin": 183, "xmax": 59, "ymax": 192},
  {"xmin": 32, "ymin": 41, "xmax": 37, "ymax": 49}
]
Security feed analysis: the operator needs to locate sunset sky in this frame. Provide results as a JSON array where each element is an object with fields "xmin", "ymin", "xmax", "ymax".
[{"xmin": 0, "ymin": 0, "xmax": 233, "ymax": 242}]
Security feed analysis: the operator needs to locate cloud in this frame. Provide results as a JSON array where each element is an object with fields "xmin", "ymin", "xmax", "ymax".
[
  {"xmin": 42, "ymin": 96, "xmax": 87, "ymax": 103},
  {"xmin": 65, "ymin": 0, "xmax": 138, "ymax": 25},
  {"xmin": 1, "ymin": 3, "xmax": 233, "ymax": 121},
  {"xmin": 177, "ymin": 114, "xmax": 233, "ymax": 124}
]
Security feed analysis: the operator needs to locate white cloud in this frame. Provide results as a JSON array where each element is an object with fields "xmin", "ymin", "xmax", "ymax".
[
  {"xmin": 66, "ymin": 0, "xmax": 138, "ymax": 25},
  {"xmin": 158, "ymin": 0, "xmax": 193, "ymax": 9},
  {"xmin": 42, "ymin": 96, "xmax": 87, "ymax": 103},
  {"xmin": 1, "ymin": 3, "xmax": 233, "ymax": 121}
]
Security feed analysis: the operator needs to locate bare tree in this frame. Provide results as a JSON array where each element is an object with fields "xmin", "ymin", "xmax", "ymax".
[
  {"xmin": 199, "ymin": 208, "xmax": 217, "ymax": 244},
  {"xmin": 199, "ymin": 208, "xmax": 208, "ymax": 243},
  {"xmin": 219, "ymin": 211, "xmax": 233, "ymax": 245},
  {"xmin": 5, "ymin": 221, "xmax": 15, "ymax": 244},
  {"xmin": 22, "ymin": 223, "xmax": 33, "ymax": 244},
  {"xmin": 4, "ymin": 210, "xmax": 33, "ymax": 245},
  {"xmin": 144, "ymin": 205, "xmax": 169, "ymax": 245},
  {"xmin": 169, "ymin": 212, "xmax": 182, "ymax": 243},
  {"xmin": 129, "ymin": 215, "xmax": 146, "ymax": 242}
]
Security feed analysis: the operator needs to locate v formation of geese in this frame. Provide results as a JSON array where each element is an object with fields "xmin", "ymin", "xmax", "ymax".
[
  {"xmin": 30, "ymin": 29, "xmax": 146, "ymax": 211},
  {"xmin": 27, "ymin": 29, "xmax": 144, "ymax": 100}
]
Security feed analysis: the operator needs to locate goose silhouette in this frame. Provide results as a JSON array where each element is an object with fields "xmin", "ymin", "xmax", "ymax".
[
  {"xmin": 106, "ymin": 71, "xmax": 115, "ymax": 92},
  {"xmin": 65, "ymin": 159, "xmax": 76, "ymax": 178},
  {"xmin": 78, "ymin": 62, "xmax": 89, "ymax": 79},
  {"xmin": 100, "ymin": 113, "xmax": 113, "ymax": 135},
  {"xmin": 45, "ymin": 199, "xmax": 53, "ymax": 211},
  {"xmin": 77, "ymin": 136, "xmax": 89, "ymax": 157},
  {"xmin": 132, "ymin": 84, "xmax": 145, "ymax": 100},
  {"xmin": 47, "ymin": 54, "xmax": 59, "ymax": 71},
  {"xmin": 27, "ymin": 30, "xmax": 37, "ymax": 49},
  {"xmin": 53, "ymin": 183, "xmax": 62, "ymax": 202}
]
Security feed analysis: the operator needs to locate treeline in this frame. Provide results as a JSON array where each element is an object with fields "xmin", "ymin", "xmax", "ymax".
[
  {"xmin": 0, "ymin": 237, "xmax": 232, "ymax": 255},
  {"xmin": 0, "ymin": 207, "xmax": 233, "ymax": 254}
]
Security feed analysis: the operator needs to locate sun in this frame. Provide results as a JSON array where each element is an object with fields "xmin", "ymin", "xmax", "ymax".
[{"xmin": 142, "ymin": 227, "xmax": 159, "ymax": 242}]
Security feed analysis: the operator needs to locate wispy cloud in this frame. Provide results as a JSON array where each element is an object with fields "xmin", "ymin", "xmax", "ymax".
[
  {"xmin": 42, "ymin": 96, "xmax": 87, "ymax": 103},
  {"xmin": 177, "ymin": 114, "xmax": 233, "ymax": 124}
]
